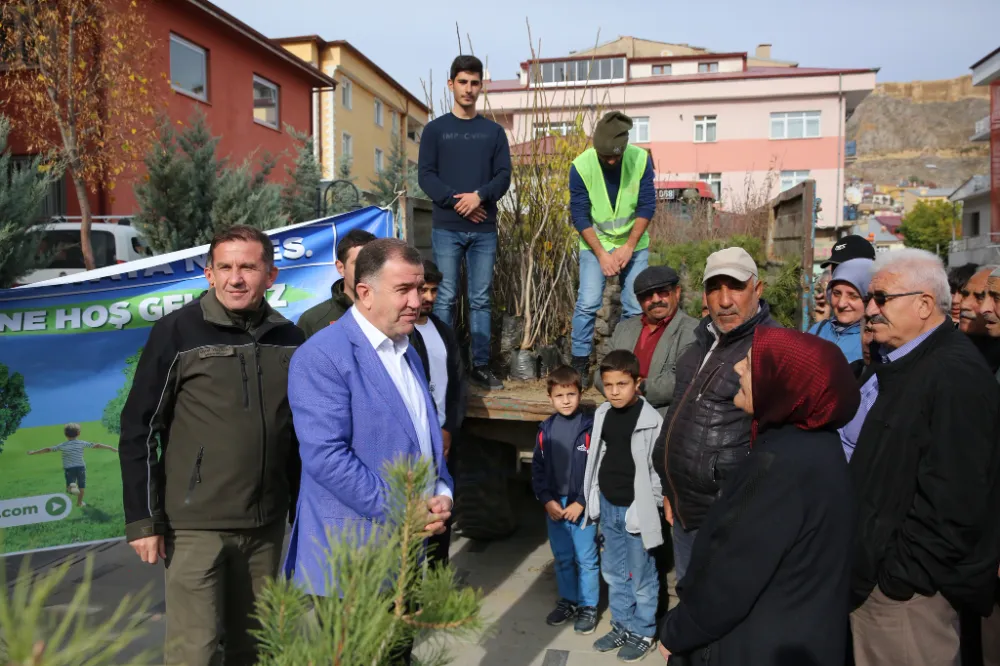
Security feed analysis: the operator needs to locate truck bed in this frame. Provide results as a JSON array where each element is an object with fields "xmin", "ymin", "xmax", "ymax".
[
  {"xmin": 466, "ymin": 380, "xmax": 603, "ymax": 421},
  {"xmin": 464, "ymin": 381, "xmax": 605, "ymax": 459}
]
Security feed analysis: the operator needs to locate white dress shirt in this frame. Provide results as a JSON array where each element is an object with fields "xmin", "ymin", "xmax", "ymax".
[
  {"xmin": 351, "ymin": 307, "xmax": 451, "ymax": 499},
  {"xmin": 414, "ymin": 319, "xmax": 448, "ymax": 426}
]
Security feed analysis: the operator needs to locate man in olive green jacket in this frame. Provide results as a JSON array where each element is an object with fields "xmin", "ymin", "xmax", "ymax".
[
  {"xmin": 596, "ymin": 265, "xmax": 698, "ymax": 417},
  {"xmin": 119, "ymin": 227, "xmax": 304, "ymax": 666},
  {"xmin": 297, "ymin": 228, "xmax": 376, "ymax": 338}
]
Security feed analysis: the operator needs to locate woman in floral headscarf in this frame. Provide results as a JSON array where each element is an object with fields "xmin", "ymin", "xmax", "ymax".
[{"xmin": 658, "ymin": 327, "xmax": 860, "ymax": 666}]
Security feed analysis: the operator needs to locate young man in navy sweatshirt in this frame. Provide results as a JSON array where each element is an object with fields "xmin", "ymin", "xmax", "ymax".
[
  {"xmin": 418, "ymin": 54, "xmax": 511, "ymax": 390},
  {"xmin": 531, "ymin": 365, "xmax": 599, "ymax": 635}
]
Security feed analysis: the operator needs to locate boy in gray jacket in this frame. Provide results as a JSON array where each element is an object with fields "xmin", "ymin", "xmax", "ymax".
[{"xmin": 582, "ymin": 350, "xmax": 664, "ymax": 662}]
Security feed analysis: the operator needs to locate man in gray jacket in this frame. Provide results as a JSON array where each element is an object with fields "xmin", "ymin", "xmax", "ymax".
[{"xmin": 596, "ymin": 265, "xmax": 698, "ymax": 416}]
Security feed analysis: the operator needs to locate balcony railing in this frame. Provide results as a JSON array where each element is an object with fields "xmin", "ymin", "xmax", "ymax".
[
  {"xmin": 972, "ymin": 115, "xmax": 991, "ymax": 141},
  {"xmin": 950, "ymin": 232, "xmax": 1000, "ymax": 254}
]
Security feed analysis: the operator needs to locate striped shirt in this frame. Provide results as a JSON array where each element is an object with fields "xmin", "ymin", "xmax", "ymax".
[
  {"xmin": 51, "ymin": 439, "xmax": 97, "ymax": 469},
  {"xmin": 838, "ymin": 328, "xmax": 936, "ymax": 461}
]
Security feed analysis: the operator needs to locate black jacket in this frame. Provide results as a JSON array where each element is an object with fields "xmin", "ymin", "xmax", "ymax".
[
  {"xmin": 297, "ymin": 279, "xmax": 353, "ymax": 339},
  {"xmin": 661, "ymin": 425, "xmax": 854, "ymax": 666},
  {"xmin": 655, "ymin": 302, "xmax": 779, "ymax": 530},
  {"xmin": 531, "ymin": 409, "xmax": 595, "ymax": 508},
  {"xmin": 851, "ymin": 321, "xmax": 1000, "ymax": 616},
  {"xmin": 119, "ymin": 290, "xmax": 305, "ymax": 541},
  {"xmin": 971, "ymin": 333, "xmax": 1000, "ymax": 375},
  {"xmin": 409, "ymin": 313, "xmax": 466, "ymax": 434}
]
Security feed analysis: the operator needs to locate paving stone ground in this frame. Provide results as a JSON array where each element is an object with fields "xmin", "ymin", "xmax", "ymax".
[{"xmin": 4, "ymin": 481, "xmax": 671, "ymax": 665}]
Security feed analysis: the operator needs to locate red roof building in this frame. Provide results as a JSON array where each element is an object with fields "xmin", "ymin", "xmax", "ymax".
[{"xmin": 4, "ymin": 0, "xmax": 335, "ymax": 220}]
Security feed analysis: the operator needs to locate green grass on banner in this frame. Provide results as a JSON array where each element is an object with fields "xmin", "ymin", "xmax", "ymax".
[{"xmin": 1, "ymin": 422, "xmax": 124, "ymax": 554}]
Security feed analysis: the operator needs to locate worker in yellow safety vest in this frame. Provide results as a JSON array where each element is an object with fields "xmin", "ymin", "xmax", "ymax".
[{"xmin": 569, "ymin": 111, "xmax": 657, "ymax": 387}]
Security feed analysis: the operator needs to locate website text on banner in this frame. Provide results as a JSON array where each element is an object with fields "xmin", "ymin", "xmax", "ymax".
[{"xmin": 0, "ymin": 207, "xmax": 393, "ymax": 556}]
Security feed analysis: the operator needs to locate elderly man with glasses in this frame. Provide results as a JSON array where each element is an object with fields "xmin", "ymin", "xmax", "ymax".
[{"xmin": 843, "ymin": 248, "xmax": 1000, "ymax": 666}]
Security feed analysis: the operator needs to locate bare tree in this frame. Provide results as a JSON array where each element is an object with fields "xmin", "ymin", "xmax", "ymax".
[
  {"xmin": 0, "ymin": 0, "xmax": 159, "ymax": 269},
  {"xmin": 487, "ymin": 22, "xmax": 612, "ymax": 351}
]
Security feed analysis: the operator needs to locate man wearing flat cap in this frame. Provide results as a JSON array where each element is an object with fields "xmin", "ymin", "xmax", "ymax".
[
  {"xmin": 569, "ymin": 110, "xmax": 657, "ymax": 387},
  {"xmin": 596, "ymin": 265, "xmax": 698, "ymax": 418}
]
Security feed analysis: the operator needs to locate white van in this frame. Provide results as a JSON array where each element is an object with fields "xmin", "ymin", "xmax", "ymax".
[{"xmin": 18, "ymin": 221, "xmax": 154, "ymax": 285}]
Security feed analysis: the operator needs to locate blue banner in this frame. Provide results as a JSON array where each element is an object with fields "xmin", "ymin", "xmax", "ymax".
[{"xmin": 0, "ymin": 207, "xmax": 393, "ymax": 555}]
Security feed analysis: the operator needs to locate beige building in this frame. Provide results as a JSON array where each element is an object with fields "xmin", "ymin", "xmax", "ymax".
[
  {"xmin": 569, "ymin": 36, "xmax": 798, "ymax": 70},
  {"xmin": 902, "ymin": 187, "xmax": 952, "ymax": 215},
  {"xmin": 276, "ymin": 36, "xmax": 429, "ymax": 189}
]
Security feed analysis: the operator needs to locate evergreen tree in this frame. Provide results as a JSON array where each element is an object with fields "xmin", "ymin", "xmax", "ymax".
[
  {"xmin": 0, "ymin": 558, "xmax": 151, "ymax": 662},
  {"xmin": 324, "ymin": 155, "xmax": 362, "ymax": 216},
  {"xmin": 369, "ymin": 134, "xmax": 423, "ymax": 215},
  {"xmin": 212, "ymin": 157, "xmax": 284, "ymax": 234},
  {"xmin": 281, "ymin": 128, "xmax": 322, "ymax": 223},
  {"xmin": 253, "ymin": 459, "xmax": 483, "ymax": 666},
  {"xmin": 0, "ymin": 115, "xmax": 62, "ymax": 288},
  {"xmin": 134, "ymin": 111, "xmax": 287, "ymax": 254}
]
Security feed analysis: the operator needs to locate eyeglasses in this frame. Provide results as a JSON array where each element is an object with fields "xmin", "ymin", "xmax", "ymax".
[{"xmin": 863, "ymin": 290, "xmax": 925, "ymax": 307}]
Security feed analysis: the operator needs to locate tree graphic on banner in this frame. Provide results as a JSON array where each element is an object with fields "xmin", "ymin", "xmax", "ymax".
[
  {"xmin": 0, "ymin": 362, "xmax": 30, "ymax": 455},
  {"xmin": 101, "ymin": 349, "xmax": 142, "ymax": 436}
]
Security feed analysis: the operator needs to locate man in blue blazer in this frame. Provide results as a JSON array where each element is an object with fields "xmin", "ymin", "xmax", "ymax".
[{"xmin": 284, "ymin": 238, "xmax": 454, "ymax": 599}]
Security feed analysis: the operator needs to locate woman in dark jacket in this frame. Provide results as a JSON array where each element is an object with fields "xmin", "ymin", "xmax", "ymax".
[{"xmin": 658, "ymin": 327, "xmax": 861, "ymax": 666}]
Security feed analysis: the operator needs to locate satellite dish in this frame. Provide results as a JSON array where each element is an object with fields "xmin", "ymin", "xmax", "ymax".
[
  {"xmin": 845, "ymin": 187, "xmax": 862, "ymax": 205},
  {"xmin": 660, "ymin": 49, "xmax": 674, "ymax": 56}
]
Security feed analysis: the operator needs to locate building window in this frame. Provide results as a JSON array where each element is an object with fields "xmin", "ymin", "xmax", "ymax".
[
  {"xmin": 969, "ymin": 211, "xmax": 982, "ymax": 237},
  {"xmin": 651, "ymin": 64, "xmax": 672, "ymax": 76},
  {"xmin": 698, "ymin": 62, "xmax": 719, "ymax": 73},
  {"xmin": 407, "ymin": 118, "xmax": 424, "ymax": 142},
  {"xmin": 532, "ymin": 57, "xmax": 626, "ymax": 86},
  {"xmin": 342, "ymin": 132, "xmax": 353, "ymax": 158},
  {"xmin": 629, "ymin": 117, "xmax": 650, "ymax": 144},
  {"xmin": 781, "ymin": 170, "xmax": 810, "ymax": 191},
  {"xmin": 392, "ymin": 111, "xmax": 399, "ymax": 135},
  {"xmin": 698, "ymin": 172, "xmax": 723, "ymax": 200},
  {"xmin": 374, "ymin": 98, "xmax": 384, "ymax": 127},
  {"xmin": 694, "ymin": 115, "xmax": 717, "ymax": 143},
  {"xmin": 770, "ymin": 111, "xmax": 821, "ymax": 140},
  {"xmin": 169, "ymin": 34, "xmax": 208, "ymax": 100},
  {"xmin": 341, "ymin": 79, "xmax": 353, "ymax": 109},
  {"xmin": 374, "ymin": 148, "xmax": 384, "ymax": 173},
  {"xmin": 252, "ymin": 75, "xmax": 279, "ymax": 129}
]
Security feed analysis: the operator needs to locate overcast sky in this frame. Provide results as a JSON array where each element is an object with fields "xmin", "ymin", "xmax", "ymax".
[{"xmin": 215, "ymin": 0, "xmax": 999, "ymax": 106}]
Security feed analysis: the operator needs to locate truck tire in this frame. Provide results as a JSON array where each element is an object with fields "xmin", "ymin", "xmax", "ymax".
[{"xmin": 453, "ymin": 434, "xmax": 517, "ymax": 541}]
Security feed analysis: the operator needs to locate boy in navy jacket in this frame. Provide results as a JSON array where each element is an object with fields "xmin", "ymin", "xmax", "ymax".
[{"xmin": 532, "ymin": 365, "xmax": 599, "ymax": 635}]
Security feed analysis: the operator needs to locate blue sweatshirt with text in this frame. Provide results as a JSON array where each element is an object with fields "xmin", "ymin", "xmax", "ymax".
[{"xmin": 417, "ymin": 113, "xmax": 512, "ymax": 233}]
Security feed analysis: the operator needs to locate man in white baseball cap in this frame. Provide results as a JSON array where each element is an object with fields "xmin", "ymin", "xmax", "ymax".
[
  {"xmin": 701, "ymin": 247, "xmax": 764, "ymax": 333},
  {"xmin": 653, "ymin": 246, "xmax": 778, "ymax": 582}
]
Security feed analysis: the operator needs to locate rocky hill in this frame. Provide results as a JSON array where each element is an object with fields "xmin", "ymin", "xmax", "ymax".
[{"xmin": 846, "ymin": 75, "xmax": 989, "ymax": 188}]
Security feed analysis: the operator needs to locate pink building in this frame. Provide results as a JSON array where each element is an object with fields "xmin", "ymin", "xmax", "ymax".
[{"xmin": 483, "ymin": 45, "xmax": 877, "ymax": 229}]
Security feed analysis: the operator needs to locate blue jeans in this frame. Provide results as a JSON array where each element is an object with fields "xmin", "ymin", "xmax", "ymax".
[
  {"xmin": 571, "ymin": 248, "xmax": 649, "ymax": 357},
  {"xmin": 599, "ymin": 494, "xmax": 659, "ymax": 638},
  {"xmin": 671, "ymin": 524, "xmax": 698, "ymax": 584},
  {"xmin": 546, "ymin": 496, "xmax": 600, "ymax": 608},
  {"xmin": 431, "ymin": 229, "xmax": 497, "ymax": 367}
]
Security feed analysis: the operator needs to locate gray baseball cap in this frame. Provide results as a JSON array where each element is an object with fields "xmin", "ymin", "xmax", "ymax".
[{"xmin": 703, "ymin": 247, "xmax": 758, "ymax": 284}]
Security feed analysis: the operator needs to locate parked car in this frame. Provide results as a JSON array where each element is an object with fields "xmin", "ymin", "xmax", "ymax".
[{"xmin": 18, "ymin": 221, "xmax": 154, "ymax": 285}]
